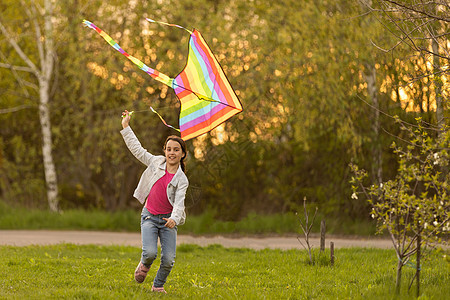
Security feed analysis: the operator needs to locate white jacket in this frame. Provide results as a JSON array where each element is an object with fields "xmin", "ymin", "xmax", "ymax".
[{"xmin": 120, "ymin": 126, "xmax": 188, "ymax": 225}]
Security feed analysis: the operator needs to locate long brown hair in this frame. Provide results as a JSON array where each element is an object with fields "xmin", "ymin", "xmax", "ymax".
[{"xmin": 164, "ymin": 135, "xmax": 187, "ymax": 172}]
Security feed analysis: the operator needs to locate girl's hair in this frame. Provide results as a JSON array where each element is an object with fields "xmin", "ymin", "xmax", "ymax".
[{"xmin": 164, "ymin": 135, "xmax": 187, "ymax": 172}]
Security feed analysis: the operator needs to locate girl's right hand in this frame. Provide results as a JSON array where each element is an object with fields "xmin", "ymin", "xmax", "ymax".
[{"xmin": 121, "ymin": 110, "xmax": 131, "ymax": 128}]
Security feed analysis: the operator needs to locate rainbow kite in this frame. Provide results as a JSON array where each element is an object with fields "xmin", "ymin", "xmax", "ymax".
[{"xmin": 83, "ymin": 19, "xmax": 243, "ymax": 141}]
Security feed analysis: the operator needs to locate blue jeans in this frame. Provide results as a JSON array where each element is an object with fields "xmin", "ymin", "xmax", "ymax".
[{"xmin": 140, "ymin": 207, "xmax": 177, "ymax": 288}]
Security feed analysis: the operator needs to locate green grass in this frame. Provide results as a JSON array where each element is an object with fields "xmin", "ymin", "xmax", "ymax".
[
  {"xmin": 0, "ymin": 244, "xmax": 448, "ymax": 299},
  {"xmin": 0, "ymin": 201, "xmax": 377, "ymax": 236}
]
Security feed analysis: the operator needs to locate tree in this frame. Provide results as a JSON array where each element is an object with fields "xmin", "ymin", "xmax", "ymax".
[
  {"xmin": 1, "ymin": 0, "xmax": 443, "ymax": 227},
  {"xmin": 361, "ymin": 0, "xmax": 449, "ymax": 128},
  {"xmin": 0, "ymin": 0, "xmax": 59, "ymax": 211},
  {"xmin": 351, "ymin": 2, "xmax": 449, "ymax": 295},
  {"xmin": 351, "ymin": 118, "xmax": 449, "ymax": 295},
  {"xmin": 53, "ymin": 0, "xmax": 175, "ymax": 210}
]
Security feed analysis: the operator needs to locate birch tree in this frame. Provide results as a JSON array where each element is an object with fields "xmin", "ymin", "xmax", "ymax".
[
  {"xmin": 350, "ymin": 119, "xmax": 449, "ymax": 295},
  {"xmin": 0, "ymin": 0, "xmax": 59, "ymax": 211},
  {"xmin": 355, "ymin": 1, "xmax": 449, "ymax": 296},
  {"xmin": 360, "ymin": 0, "xmax": 383, "ymax": 184}
]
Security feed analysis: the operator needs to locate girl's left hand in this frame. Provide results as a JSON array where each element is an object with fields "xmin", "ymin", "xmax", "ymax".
[{"xmin": 163, "ymin": 218, "xmax": 176, "ymax": 228}]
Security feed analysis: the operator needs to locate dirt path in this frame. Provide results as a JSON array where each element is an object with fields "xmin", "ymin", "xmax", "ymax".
[{"xmin": 0, "ymin": 230, "xmax": 394, "ymax": 249}]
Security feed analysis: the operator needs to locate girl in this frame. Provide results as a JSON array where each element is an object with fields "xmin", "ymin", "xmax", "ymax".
[{"xmin": 120, "ymin": 110, "xmax": 188, "ymax": 294}]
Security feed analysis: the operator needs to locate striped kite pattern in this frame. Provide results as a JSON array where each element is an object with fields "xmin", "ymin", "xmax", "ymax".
[{"xmin": 83, "ymin": 19, "xmax": 242, "ymax": 141}]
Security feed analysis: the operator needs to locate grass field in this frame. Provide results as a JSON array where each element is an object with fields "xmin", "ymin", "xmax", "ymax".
[
  {"xmin": 0, "ymin": 244, "xmax": 448, "ymax": 299},
  {"xmin": 0, "ymin": 201, "xmax": 377, "ymax": 236}
]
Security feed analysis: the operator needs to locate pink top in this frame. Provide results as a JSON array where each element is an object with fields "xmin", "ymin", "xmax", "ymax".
[{"xmin": 145, "ymin": 170, "xmax": 175, "ymax": 215}]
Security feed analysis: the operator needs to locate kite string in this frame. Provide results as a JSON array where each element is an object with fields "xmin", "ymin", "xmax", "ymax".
[
  {"xmin": 145, "ymin": 18, "xmax": 192, "ymax": 34},
  {"xmin": 120, "ymin": 107, "xmax": 180, "ymax": 133},
  {"xmin": 150, "ymin": 106, "xmax": 180, "ymax": 132}
]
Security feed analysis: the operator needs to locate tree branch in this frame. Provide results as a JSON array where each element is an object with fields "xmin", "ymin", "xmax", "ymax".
[
  {"xmin": 368, "ymin": 1, "xmax": 450, "ymax": 61},
  {"xmin": 20, "ymin": 0, "xmax": 45, "ymax": 67},
  {"xmin": 0, "ymin": 105, "xmax": 36, "ymax": 114},
  {"xmin": 0, "ymin": 51, "xmax": 35, "ymax": 96},
  {"xmin": 370, "ymin": 38, "xmax": 403, "ymax": 53},
  {"xmin": 382, "ymin": 0, "xmax": 450, "ymax": 22},
  {"xmin": 379, "ymin": 2, "xmax": 420, "ymax": 51},
  {"xmin": 0, "ymin": 19, "xmax": 40, "ymax": 76},
  {"xmin": 387, "ymin": 225, "xmax": 400, "ymax": 257},
  {"xmin": 0, "ymin": 62, "xmax": 35, "ymax": 73}
]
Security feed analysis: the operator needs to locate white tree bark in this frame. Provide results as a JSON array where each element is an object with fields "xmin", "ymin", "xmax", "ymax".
[
  {"xmin": 0, "ymin": 0, "xmax": 59, "ymax": 211},
  {"xmin": 40, "ymin": 0, "xmax": 59, "ymax": 211},
  {"xmin": 360, "ymin": 1, "xmax": 383, "ymax": 184},
  {"xmin": 39, "ymin": 77, "xmax": 59, "ymax": 212},
  {"xmin": 365, "ymin": 65, "xmax": 383, "ymax": 184}
]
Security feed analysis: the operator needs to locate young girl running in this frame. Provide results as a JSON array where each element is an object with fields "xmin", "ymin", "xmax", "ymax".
[{"xmin": 120, "ymin": 110, "xmax": 188, "ymax": 294}]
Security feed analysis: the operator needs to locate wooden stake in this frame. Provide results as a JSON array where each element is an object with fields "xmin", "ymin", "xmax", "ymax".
[
  {"xmin": 320, "ymin": 220, "xmax": 326, "ymax": 252},
  {"xmin": 330, "ymin": 241, "xmax": 334, "ymax": 266}
]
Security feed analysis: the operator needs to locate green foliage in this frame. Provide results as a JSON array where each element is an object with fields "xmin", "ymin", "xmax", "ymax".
[
  {"xmin": 351, "ymin": 118, "xmax": 449, "ymax": 293},
  {"xmin": 0, "ymin": 0, "xmax": 446, "ymax": 225},
  {"xmin": 351, "ymin": 119, "xmax": 449, "ymax": 244},
  {"xmin": 0, "ymin": 244, "xmax": 448, "ymax": 299}
]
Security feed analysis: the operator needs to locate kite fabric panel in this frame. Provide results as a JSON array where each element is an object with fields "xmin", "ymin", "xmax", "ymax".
[{"xmin": 83, "ymin": 19, "xmax": 243, "ymax": 141}]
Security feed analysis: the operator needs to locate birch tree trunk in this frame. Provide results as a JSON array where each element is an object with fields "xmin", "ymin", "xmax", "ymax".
[
  {"xmin": 0, "ymin": 0, "xmax": 59, "ymax": 211},
  {"xmin": 39, "ymin": 77, "xmax": 58, "ymax": 211},
  {"xmin": 39, "ymin": 0, "xmax": 59, "ymax": 211},
  {"xmin": 360, "ymin": 0, "xmax": 382, "ymax": 184},
  {"xmin": 365, "ymin": 65, "xmax": 382, "ymax": 184}
]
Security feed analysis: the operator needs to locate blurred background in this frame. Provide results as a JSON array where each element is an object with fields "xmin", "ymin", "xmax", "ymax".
[{"xmin": 0, "ymin": 0, "xmax": 448, "ymax": 234}]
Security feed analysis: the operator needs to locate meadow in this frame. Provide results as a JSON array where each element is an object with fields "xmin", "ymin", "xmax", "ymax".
[
  {"xmin": 0, "ymin": 201, "xmax": 377, "ymax": 236},
  {"xmin": 0, "ymin": 244, "xmax": 448, "ymax": 299}
]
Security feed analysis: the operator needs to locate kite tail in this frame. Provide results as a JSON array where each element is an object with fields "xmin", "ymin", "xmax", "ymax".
[
  {"xmin": 146, "ymin": 18, "xmax": 192, "ymax": 34},
  {"xmin": 150, "ymin": 107, "xmax": 180, "ymax": 132},
  {"xmin": 82, "ymin": 20, "xmax": 173, "ymax": 87}
]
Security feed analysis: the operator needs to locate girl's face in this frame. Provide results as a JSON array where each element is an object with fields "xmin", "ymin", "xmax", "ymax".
[{"xmin": 165, "ymin": 139, "xmax": 185, "ymax": 167}]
